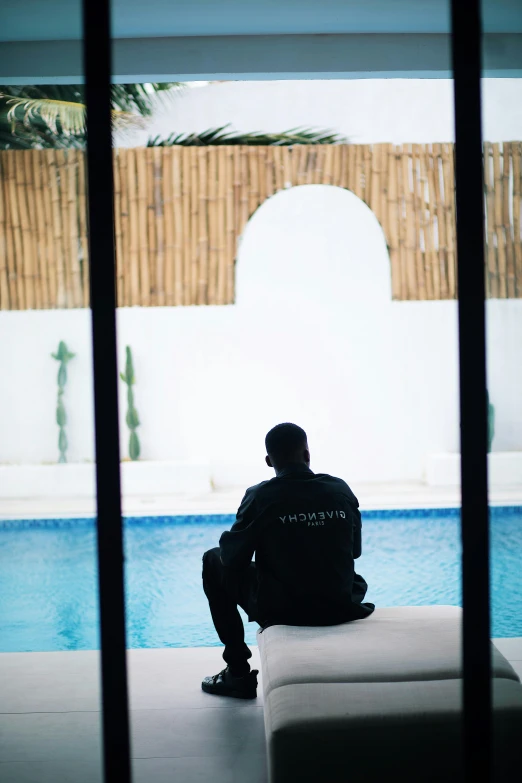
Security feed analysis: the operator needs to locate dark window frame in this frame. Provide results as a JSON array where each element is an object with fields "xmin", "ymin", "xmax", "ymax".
[
  {"xmin": 451, "ymin": 0, "xmax": 492, "ymax": 780},
  {"xmin": 83, "ymin": 1, "xmax": 491, "ymax": 779},
  {"xmin": 83, "ymin": 0, "xmax": 132, "ymax": 780}
]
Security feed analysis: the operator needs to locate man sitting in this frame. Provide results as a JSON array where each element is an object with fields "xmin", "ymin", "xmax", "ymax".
[{"xmin": 201, "ymin": 422, "xmax": 374, "ymax": 699}]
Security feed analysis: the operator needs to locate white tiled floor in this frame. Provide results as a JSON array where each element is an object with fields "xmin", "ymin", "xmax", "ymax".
[
  {"xmin": 1, "ymin": 481, "xmax": 521, "ymax": 519},
  {"xmin": 2, "ymin": 641, "xmax": 522, "ymax": 783},
  {"xmin": 0, "ymin": 647, "xmax": 266, "ymax": 783},
  {"xmin": 491, "ymin": 637, "xmax": 522, "ymax": 661},
  {"xmin": 493, "ymin": 638, "xmax": 522, "ymax": 681}
]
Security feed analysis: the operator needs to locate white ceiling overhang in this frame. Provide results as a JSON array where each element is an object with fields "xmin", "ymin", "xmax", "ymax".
[{"xmin": 1, "ymin": 0, "xmax": 521, "ymax": 83}]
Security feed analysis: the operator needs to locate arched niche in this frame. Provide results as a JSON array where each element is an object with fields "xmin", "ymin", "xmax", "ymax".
[{"xmin": 236, "ymin": 184, "xmax": 392, "ymax": 309}]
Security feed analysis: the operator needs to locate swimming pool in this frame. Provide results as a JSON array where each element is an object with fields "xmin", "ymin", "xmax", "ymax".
[{"xmin": 1, "ymin": 507, "xmax": 521, "ymax": 652}]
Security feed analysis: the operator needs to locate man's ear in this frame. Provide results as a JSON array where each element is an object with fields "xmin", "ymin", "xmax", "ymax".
[
  {"xmin": 266, "ymin": 455, "xmax": 273, "ymax": 468},
  {"xmin": 304, "ymin": 448, "xmax": 311, "ymax": 465}
]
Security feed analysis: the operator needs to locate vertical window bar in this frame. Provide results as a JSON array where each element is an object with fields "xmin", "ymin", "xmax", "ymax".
[
  {"xmin": 450, "ymin": 1, "xmax": 492, "ymax": 781},
  {"xmin": 82, "ymin": 0, "xmax": 132, "ymax": 780}
]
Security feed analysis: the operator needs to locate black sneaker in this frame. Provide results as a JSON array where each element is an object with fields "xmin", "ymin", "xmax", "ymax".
[{"xmin": 201, "ymin": 667, "xmax": 259, "ymax": 699}]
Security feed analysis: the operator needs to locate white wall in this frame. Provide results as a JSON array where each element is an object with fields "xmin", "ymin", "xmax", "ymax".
[
  {"xmin": 116, "ymin": 79, "xmax": 522, "ymax": 147},
  {"xmin": 1, "ymin": 79, "xmax": 521, "ymax": 485},
  {"xmin": 0, "ymin": 311, "xmax": 96, "ymax": 465},
  {"xmin": 1, "ymin": 185, "xmax": 521, "ymax": 484}
]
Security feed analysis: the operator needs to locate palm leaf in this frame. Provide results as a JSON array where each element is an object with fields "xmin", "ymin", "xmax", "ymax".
[
  {"xmin": 4, "ymin": 96, "xmax": 146, "ymax": 137},
  {"xmin": 0, "ymin": 83, "xmax": 183, "ymax": 149},
  {"xmin": 5, "ymin": 97, "xmax": 86, "ymax": 136},
  {"xmin": 111, "ymin": 83, "xmax": 184, "ymax": 116},
  {"xmin": 147, "ymin": 124, "xmax": 347, "ymax": 147}
]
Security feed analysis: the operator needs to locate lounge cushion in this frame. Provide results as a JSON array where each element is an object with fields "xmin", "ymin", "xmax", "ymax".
[
  {"xmin": 265, "ymin": 677, "xmax": 522, "ymax": 783},
  {"xmin": 258, "ymin": 605, "xmax": 518, "ymax": 695}
]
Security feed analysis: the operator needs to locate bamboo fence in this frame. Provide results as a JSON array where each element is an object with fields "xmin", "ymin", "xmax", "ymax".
[{"xmin": 0, "ymin": 142, "xmax": 521, "ymax": 310}]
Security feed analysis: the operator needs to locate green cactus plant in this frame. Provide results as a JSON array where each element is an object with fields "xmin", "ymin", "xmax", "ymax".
[
  {"xmin": 51, "ymin": 341, "xmax": 75, "ymax": 463},
  {"xmin": 120, "ymin": 346, "xmax": 140, "ymax": 460},
  {"xmin": 487, "ymin": 389, "xmax": 495, "ymax": 454}
]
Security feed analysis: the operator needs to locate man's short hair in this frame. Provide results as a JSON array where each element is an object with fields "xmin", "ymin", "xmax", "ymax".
[{"xmin": 265, "ymin": 423, "xmax": 307, "ymax": 461}]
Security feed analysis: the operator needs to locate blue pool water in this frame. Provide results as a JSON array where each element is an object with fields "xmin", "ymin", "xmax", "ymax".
[{"xmin": 0, "ymin": 508, "xmax": 521, "ymax": 652}]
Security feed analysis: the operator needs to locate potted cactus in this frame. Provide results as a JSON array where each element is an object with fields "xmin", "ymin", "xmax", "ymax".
[
  {"xmin": 120, "ymin": 346, "xmax": 140, "ymax": 460},
  {"xmin": 51, "ymin": 341, "xmax": 75, "ymax": 463}
]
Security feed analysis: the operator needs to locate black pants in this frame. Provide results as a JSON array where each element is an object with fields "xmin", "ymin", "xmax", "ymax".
[
  {"xmin": 202, "ymin": 547, "xmax": 373, "ymax": 675},
  {"xmin": 202, "ymin": 547, "xmax": 259, "ymax": 675}
]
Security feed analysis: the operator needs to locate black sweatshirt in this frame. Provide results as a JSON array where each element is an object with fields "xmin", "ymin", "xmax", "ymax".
[{"xmin": 219, "ymin": 463, "xmax": 374, "ymax": 627}]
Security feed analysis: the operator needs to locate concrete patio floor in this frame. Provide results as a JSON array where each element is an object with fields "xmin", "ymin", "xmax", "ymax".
[
  {"xmin": 1, "ymin": 641, "xmax": 522, "ymax": 783},
  {"xmin": 1, "ymin": 481, "xmax": 521, "ymax": 519},
  {"xmin": 0, "ymin": 646, "xmax": 266, "ymax": 783}
]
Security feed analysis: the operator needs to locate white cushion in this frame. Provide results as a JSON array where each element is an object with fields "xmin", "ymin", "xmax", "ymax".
[
  {"xmin": 265, "ymin": 678, "xmax": 522, "ymax": 783},
  {"xmin": 258, "ymin": 605, "xmax": 518, "ymax": 694}
]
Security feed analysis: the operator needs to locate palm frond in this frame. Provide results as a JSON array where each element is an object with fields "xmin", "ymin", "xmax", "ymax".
[
  {"xmin": 0, "ymin": 83, "xmax": 184, "ymax": 150},
  {"xmin": 111, "ymin": 83, "xmax": 184, "ymax": 116},
  {"xmin": 3, "ymin": 95, "xmax": 147, "ymax": 138},
  {"xmin": 147, "ymin": 125, "xmax": 347, "ymax": 147},
  {"xmin": 5, "ymin": 97, "xmax": 86, "ymax": 136},
  {"xmin": 111, "ymin": 111, "xmax": 148, "ymax": 130}
]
